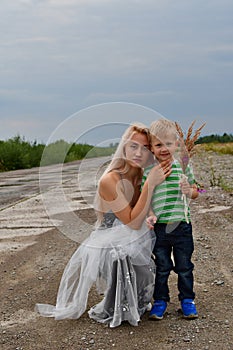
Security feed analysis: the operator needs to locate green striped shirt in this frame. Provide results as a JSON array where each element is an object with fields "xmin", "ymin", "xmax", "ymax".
[{"xmin": 142, "ymin": 160, "xmax": 195, "ymax": 223}]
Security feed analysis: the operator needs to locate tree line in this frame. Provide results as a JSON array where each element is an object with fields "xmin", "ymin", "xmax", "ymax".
[
  {"xmin": 0, "ymin": 135, "xmax": 117, "ymax": 172},
  {"xmin": 0, "ymin": 133, "xmax": 232, "ymax": 172},
  {"xmin": 196, "ymin": 133, "xmax": 233, "ymax": 144}
]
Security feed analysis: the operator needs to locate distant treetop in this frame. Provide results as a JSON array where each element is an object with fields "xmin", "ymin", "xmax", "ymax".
[{"xmin": 196, "ymin": 133, "xmax": 233, "ymax": 144}]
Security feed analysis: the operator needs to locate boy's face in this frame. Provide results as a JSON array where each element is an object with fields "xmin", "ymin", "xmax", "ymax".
[{"xmin": 150, "ymin": 134, "xmax": 178, "ymax": 162}]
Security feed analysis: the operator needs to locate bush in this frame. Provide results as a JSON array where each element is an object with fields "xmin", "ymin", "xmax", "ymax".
[{"xmin": 0, "ymin": 136, "xmax": 116, "ymax": 171}]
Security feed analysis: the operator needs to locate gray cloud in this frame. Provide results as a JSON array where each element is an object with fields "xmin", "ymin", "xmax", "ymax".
[{"xmin": 0, "ymin": 0, "xmax": 232, "ymax": 142}]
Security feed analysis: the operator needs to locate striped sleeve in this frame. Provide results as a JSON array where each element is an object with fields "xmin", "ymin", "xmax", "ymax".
[{"xmin": 141, "ymin": 165, "xmax": 153, "ymax": 190}]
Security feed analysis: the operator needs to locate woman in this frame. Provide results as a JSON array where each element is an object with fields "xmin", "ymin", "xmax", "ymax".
[{"xmin": 35, "ymin": 123, "xmax": 171, "ymax": 327}]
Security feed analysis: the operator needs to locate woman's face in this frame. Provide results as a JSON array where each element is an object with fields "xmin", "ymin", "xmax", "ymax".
[{"xmin": 124, "ymin": 132, "xmax": 151, "ymax": 168}]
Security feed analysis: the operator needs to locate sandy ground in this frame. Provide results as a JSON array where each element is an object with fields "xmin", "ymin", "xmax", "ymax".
[{"xmin": 0, "ymin": 152, "xmax": 233, "ymax": 350}]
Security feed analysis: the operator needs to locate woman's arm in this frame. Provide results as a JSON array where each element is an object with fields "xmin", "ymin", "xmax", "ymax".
[{"xmin": 98, "ymin": 160, "xmax": 171, "ymax": 229}]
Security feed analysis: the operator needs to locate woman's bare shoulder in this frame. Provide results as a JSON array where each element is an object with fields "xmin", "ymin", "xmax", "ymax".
[
  {"xmin": 98, "ymin": 171, "xmax": 122, "ymax": 201},
  {"xmin": 99, "ymin": 171, "xmax": 119, "ymax": 188}
]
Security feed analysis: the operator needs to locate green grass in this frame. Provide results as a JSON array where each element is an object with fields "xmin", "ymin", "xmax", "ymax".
[{"xmin": 197, "ymin": 142, "xmax": 233, "ymax": 155}]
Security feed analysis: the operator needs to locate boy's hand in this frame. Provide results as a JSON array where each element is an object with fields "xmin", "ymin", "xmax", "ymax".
[
  {"xmin": 180, "ymin": 177, "xmax": 192, "ymax": 197},
  {"xmin": 179, "ymin": 175, "xmax": 198, "ymax": 199},
  {"xmin": 146, "ymin": 215, "xmax": 157, "ymax": 230}
]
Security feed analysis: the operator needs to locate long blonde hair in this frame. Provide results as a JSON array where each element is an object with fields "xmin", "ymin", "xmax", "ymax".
[{"xmin": 94, "ymin": 122, "xmax": 151, "ymax": 225}]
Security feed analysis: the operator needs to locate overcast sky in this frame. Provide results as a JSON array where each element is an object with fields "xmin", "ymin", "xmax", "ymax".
[{"xmin": 1, "ymin": 0, "xmax": 233, "ymax": 144}]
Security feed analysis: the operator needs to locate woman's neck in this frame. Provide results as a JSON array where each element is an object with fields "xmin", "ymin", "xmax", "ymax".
[{"xmin": 121, "ymin": 166, "xmax": 142, "ymax": 185}]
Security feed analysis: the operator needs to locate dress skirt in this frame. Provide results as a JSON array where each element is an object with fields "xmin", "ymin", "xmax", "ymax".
[{"xmin": 35, "ymin": 218, "xmax": 156, "ymax": 328}]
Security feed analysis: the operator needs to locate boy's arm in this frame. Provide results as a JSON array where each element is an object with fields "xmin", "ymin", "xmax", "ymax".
[{"xmin": 148, "ymin": 206, "xmax": 155, "ymax": 216}]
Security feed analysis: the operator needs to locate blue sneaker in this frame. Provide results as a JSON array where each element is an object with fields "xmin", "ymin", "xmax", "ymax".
[
  {"xmin": 149, "ymin": 300, "xmax": 167, "ymax": 320},
  {"xmin": 181, "ymin": 299, "xmax": 198, "ymax": 319}
]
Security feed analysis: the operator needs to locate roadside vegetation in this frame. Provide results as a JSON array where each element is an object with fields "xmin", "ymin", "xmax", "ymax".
[
  {"xmin": 196, "ymin": 132, "xmax": 233, "ymax": 144},
  {"xmin": 196, "ymin": 133, "xmax": 233, "ymax": 155},
  {"xmin": 0, "ymin": 133, "xmax": 232, "ymax": 172},
  {"xmin": 195, "ymin": 138, "xmax": 233, "ymax": 193},
  {"xmin": 0, "ymin": 135, "xmax": 117, "ymax": 171},
  {"xmin": 197, "ymin": 142, "xmax": 233, "ymax": 155}
]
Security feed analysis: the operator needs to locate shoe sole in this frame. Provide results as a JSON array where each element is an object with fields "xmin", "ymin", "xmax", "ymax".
[
  {"xmin": 149, "ymin": 314, "xmax": 164, "ymax": 320},
  {"xmin": 183, "ymin": 313, "xmax": 198, "ymax": 319},
  {"xmin": 149, "ymin": 308, "xmax": 167, "ymax": 320}
]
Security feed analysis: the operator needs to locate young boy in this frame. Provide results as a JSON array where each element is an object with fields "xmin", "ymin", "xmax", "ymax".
[{"xmin": 141, "ymin": 118, "xmax": 199, "ymax": 320}]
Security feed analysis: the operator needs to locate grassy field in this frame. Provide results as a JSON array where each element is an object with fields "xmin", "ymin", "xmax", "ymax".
[{"xmin": 197, "ymin": 142, "xmax": 233, "ymax": 155}]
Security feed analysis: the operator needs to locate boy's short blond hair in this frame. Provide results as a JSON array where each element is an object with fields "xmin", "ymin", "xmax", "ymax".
[{"xmin": 149, "ymin": 118, "xmax": 178, "ymax": 140}]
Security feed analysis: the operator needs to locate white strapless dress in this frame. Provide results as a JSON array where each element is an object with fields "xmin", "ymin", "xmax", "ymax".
[{"xmin": 35, "ymin": 213, "xmax": 156, "ymax": 328}]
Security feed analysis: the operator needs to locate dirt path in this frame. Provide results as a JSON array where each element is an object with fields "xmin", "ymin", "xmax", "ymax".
[{"xmin": 0, "ymin": 152, "xmax": 232, "ymax": 350}]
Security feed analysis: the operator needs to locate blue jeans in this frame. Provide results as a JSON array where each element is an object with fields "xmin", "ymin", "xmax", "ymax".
[{"xmin": 153, "ymin": 222, "xmax": 195, "ymax": 302}]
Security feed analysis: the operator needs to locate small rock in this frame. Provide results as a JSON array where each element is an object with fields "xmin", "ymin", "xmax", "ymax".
[
  {"xmin": 183, "ymin": 337, "xmax": 190, "ymax": 342},
  {"xmin": 215, "ymin": 280, "xmax": 224, "ymax": 285}
]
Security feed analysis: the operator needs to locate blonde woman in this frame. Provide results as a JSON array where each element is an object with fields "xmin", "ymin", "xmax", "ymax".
[{"xmin": 36, "ymin": 123, "xmax": 171, "ymax": 328}]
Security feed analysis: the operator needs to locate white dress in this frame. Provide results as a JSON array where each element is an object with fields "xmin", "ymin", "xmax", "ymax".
[{"xmin": 35, "ymin": 212, "xmax": 156, "ymax": 328}]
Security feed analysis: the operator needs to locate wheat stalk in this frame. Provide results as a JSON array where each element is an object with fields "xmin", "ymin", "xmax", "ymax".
[
  {"xmin": 186, "ymin": 120, "xmax": 196, "ymax": 148},
  {"xmin": 175, "ymin": 120, "xmax": 206, "ymax": 223},
  {"xmin": 175, "ymin": 121, "xmax": 189, "ymax": 173},
  {"xmin": 175, "ymin": 120, "xmax": 206, "ymax": 169},
  {"xmin": 175, "ymin": 121, "xmax": 184, "ymax": 139}
]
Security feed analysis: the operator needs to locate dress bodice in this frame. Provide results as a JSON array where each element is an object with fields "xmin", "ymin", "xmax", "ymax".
[{"xmin": 99, "ymin": 211, "xmax": 117, "ymax": 229}]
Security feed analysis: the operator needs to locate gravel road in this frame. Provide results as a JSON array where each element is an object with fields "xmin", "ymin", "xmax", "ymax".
[{"xmin": 0, "ymin": 151, "xmax": 232, "ymax": 350}]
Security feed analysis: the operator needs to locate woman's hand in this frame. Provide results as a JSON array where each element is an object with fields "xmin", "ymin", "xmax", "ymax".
[{"xmin": 147, "ymin": 159, "xmax": 172, "ymax": 188}]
